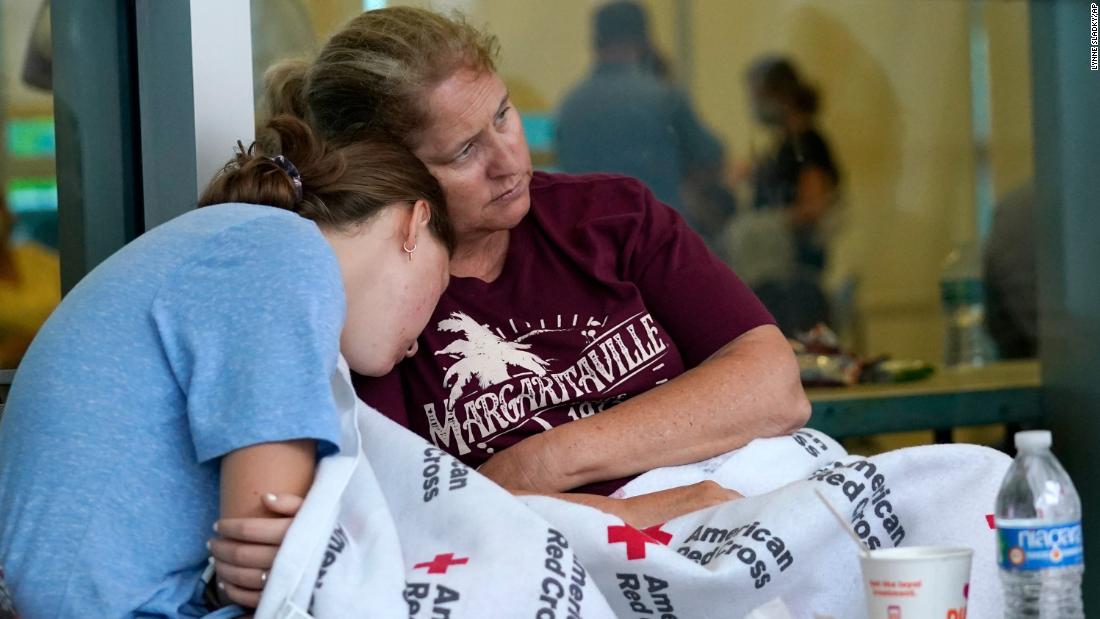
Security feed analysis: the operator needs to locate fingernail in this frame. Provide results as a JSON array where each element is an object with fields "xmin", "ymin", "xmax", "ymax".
[
  {"xmin": 205, "ymin": 540, "xmax": 211, "ymax": 551},
  {"xmin": 212, "ymin": 521, "xmax": 219, "ymax": 533},
  {"xmin": 265, "ymin": 493, "xmax": 278, "ymax": 503},
  {"xmin": 217, "ymin": 580, "xmax": 226, "ymax": 591}
]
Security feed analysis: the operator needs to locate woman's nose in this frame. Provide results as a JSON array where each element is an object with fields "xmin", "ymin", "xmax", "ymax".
[{"xmin": 486, "ymin": 130, "xmax": 521, "ymax": 178}]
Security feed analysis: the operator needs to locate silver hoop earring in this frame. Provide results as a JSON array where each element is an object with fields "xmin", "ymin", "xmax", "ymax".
[{"xmin": 402, "ymin": 241, "xmax": 416, "ymax": 261}]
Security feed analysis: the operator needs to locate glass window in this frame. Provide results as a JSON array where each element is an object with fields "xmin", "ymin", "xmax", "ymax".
[
  {"xmin": 1, "ymin": 0, "xmax": 60, "ymax": 371},
  {"xmin": 251, "ymin": 0, "xmax": 1035, "ymax": 370}
]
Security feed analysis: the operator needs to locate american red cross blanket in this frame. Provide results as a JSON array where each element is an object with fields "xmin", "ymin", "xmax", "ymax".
[{"xmin": 255, "ymin": 360, "xmax": 1009, "ymax": 619}]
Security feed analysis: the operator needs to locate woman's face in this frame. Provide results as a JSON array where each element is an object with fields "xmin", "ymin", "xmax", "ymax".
[
  {"xmin": 323, "ymin": 202, "xmax": 450, "ymax": 377},
  {"xmin": 412, "ymin": 69, "xmax": 533, "ymax": 245},
  {"xmin": 748, "ymin": 82, "xmax": 787, "ymax": 128}
]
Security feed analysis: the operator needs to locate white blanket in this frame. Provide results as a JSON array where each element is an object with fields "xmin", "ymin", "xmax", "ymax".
[{"xmin": 256, "ymin": 360, "xmax": 1010, "ymax": 619}]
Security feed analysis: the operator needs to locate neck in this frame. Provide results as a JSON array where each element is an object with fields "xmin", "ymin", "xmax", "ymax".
[
  {"xmin": 449, "ymin": 230, "xmax": 510, "ymax": 282},
  {"xmin": 597, "ymin": 46, "xmax": 644, "ymax": 66},
  {"xmin": 784, "ymin": 113, "xmax": 812, "ymax": 135}
]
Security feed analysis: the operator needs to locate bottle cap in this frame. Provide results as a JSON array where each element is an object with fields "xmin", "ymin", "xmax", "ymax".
[{"xmin": 1015, "ymin": 430, "xmax": 1052, "ymax": 451}]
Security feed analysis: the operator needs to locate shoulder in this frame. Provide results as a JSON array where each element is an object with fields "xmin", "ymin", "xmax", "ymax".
[
  {"xmin": 559, "ymin": 75, "xmax": 595, "ymax": 106},
  {"xmin": 560, "ymin": 71, "xmax": 668, "ymax": 108},
  {"xmin": 155, "ymin": 205, "xmax": 341, "ymax": 306},
  {"xmin": 173, "ymin": 204, "xmax": 332, "ymax": 269},
  {"xmin": 176, "ymin": 203, "xmax": 324, "ymax": 244},
  {"xmin": 796, "ymin": 129, "xmax": 836, "ymax": 161},
  {"xmin": 794, "ymin": 129, "xmax": 839, "ymax": 177},
  {"xmin": 799, "ymin": 129, "xmax": 832, "ymax": 151},
  {"xmin": 526, "ymin": 172, "xmax": 677, "ymax": 256},
  {"xmin": 530, "ymin": 171, "xmax": 654, "ymax": 219}
]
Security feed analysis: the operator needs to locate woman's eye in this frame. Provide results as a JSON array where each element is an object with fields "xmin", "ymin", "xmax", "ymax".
[
  {"xmin": 454, "ymin": 143, "xmax": 474, "ymax": 161},
  {"xmin": 496, "ymin": 106, "xmax": 511, "ymax": 123}
]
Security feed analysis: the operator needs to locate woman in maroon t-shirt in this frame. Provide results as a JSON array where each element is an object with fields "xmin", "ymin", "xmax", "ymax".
[{"xmin": 211, "ymin": 6, "xmax": 811, "ymax": 603}]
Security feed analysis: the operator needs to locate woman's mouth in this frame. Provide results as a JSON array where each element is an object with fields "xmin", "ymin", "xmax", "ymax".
[{"xmin": 490, "ymin": 177, "xmax": 526, "ymax": 204}]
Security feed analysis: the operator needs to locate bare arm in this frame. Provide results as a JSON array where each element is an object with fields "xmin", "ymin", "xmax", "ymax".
[
  {"xmin": 478, "ymin": 324, "xmax": 809, "ymax": 493},
  {"xmin": 212, "ymin": 440, "xmax": 316, "ymax": 607},
  {"xmin": 789, "ymin": 165, "xmax": 835, "ymax": 227},
  {"xmin": 523, "ymin": 481, "xmax": 742, "ymax": 530}
]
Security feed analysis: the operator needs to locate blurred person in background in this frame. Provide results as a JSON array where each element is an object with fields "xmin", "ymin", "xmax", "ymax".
[
  {"xmin": 727, "ymin": 55, "xmax": 840, "ymax": 335},
  {"xmin": 984, "ymin": 183, "xmax": 1037, "ymax": 359},
  {"xmin": 556, "ymin": 0, "xmax": 726, "ymax": 232}
]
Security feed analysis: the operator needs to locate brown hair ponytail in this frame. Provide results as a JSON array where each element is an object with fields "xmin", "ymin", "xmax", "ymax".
[{"xmin": 199, "ymin": 115, "xmax": 454, "ymax": 252}]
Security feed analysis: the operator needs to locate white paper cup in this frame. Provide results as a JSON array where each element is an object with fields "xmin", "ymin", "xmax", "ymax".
[{"xmin": 858, "ymin": 546, "xmax": 973, "ymax": 618}]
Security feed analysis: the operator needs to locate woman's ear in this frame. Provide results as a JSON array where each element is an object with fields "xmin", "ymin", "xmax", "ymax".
[
  {"xmin": 405, "ymin": 199, "xmax": 432, "ymax": 236},
  {"xmin": 401, "ymin": 199, "xmax": 433, "ymax": 252},
  {"xmin": 412, "ymin": 199, "xmax": 432, "ymax": 228}
]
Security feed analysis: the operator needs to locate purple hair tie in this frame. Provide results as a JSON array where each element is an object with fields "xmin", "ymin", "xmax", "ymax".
[{"xmin": 271, "ymin": 155, "xmax": 303, "ymax": 200}]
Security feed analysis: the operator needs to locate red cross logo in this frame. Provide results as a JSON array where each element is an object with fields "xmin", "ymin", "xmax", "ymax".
[
  {"xmin": 608, "ymin": 523, "xmax": 672, "ymax": 560},
  {"xmin": 642, "ymin": 524, "xmax": 673, "ymax": 546},
  {"xmin": 413, "ymin": 552, "xmax": 469, "ymax": 574}
]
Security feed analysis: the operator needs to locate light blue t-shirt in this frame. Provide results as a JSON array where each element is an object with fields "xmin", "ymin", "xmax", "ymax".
[{"xmin": 0, "ymin": 204, "xmax": 345, "ymax": 617}]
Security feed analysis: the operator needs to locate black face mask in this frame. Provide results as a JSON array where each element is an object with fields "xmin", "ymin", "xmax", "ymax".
[{"xmin": 753, "ymin": 100, "xmax": 786, "ymax": 127}]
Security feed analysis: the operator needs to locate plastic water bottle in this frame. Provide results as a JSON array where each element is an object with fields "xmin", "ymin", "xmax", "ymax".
[
  {"xmin": 940, "ymin": 242, "xmax": 995, "ymax": 367},
  {"xmin": 995, "ymin": 430, "xmax": 1084, "ymax": 617}
]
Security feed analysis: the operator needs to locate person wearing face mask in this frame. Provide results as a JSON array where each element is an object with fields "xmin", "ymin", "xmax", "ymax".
[
  {"xmin": 0, "ymin": 116, "xmax": 453, "ymax": 617},
  {"xmin": 739, "ymin": 55, "xmax": 841, "ymax": 334}
]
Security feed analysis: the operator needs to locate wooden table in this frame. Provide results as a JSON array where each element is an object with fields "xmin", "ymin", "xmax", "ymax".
[{"xmin": 805, "ymin": 360, "xmax": 1042, "ymax": 440}]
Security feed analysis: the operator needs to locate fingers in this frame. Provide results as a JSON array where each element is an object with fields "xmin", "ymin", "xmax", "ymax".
[
  {"xmin": 215, "ymin": 516, "xmax": 291, "ymax": 545},
  {"xmin": 212, "ymin": 493, "xmax": 303, "ymax": 543},
  {"xmin": 218, "ymin": 577, "xmax": 262, "ymax": 609},
  {"xmin": 691, "ymin": 480, "xmax": 742, "ymax": 505},
  {"xmin": 261, "ymin": 492, "xmax": 304, "ymax": 517},
  {"xmin": 208, "ymin": 536, "xmax": 279, "ymax": 570},
  {"xmin": 215, "ymin": 559, "xmax": 268, "ymax": 590}
]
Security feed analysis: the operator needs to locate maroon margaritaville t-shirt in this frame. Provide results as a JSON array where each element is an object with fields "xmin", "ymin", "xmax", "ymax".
[{"xmin": 355, "ymin": 172, "xmax": 774, "ymax": 495}]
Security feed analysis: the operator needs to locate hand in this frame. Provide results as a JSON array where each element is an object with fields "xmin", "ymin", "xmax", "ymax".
[
  {"xmin": 618, "ymin": 481, "xmax": 742, "ymax": 529},
  {"xmin": 208, "ymin": 493, "xmax": 303, "ymax": 608}
]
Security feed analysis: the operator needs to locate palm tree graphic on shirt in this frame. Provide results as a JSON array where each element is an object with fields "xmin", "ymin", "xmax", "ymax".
[{"xmin": 434, "ymin": 311, "xmax": 552, "ymax": 404}]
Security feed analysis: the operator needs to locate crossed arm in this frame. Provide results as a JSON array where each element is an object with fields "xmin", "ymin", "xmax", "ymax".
[
  {"xmin": 212, "ymin": 324, "xmax": 809, "ymax": 607},
  {"xmin": 477, "ymin": 323, "xmax": 810, "ymax": 492},
  {"xmin": 211, "ymin": 440, "xmax": 317, "ymax": 608},
  {"xmin": 211, "ymin": 483, "xmax": 742, "ymax": 608}
]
